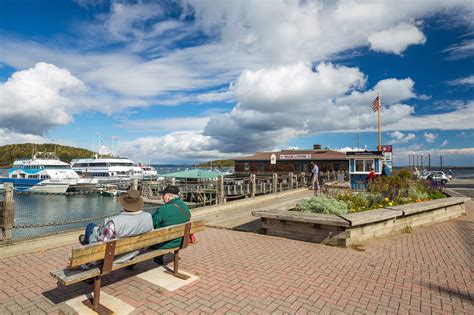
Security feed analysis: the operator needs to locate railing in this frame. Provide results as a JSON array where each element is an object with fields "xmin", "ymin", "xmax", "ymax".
[{"xmin": 140, "ymin": 172, "xmax": 310, "ymax": 204}]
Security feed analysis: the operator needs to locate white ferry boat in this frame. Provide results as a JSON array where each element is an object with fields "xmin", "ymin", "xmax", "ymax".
[
  {"xmin": 0, "ymin": 152, "xmax": 79, "ymax": 193},
  {"xmin": 71, "ymin": 157, "xmax": 142, "ymax": 183}
]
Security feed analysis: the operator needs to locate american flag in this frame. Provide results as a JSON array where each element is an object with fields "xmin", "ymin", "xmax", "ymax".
[{"xmin": 372, "ymin": 95, "xmax": 380, "ymax": 112}]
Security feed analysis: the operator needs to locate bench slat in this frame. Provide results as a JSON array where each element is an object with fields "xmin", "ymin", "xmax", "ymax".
[
  {"xmin": 51, "ymin": 247, "xmax": 179, "ymax": 286},
  {"xmin": 50, "ymin": 268, "xmax": 100, "ymax": 286},
  {"xmin": 69, "ymin": 220, "xmax": 205, "ymax": 268}
]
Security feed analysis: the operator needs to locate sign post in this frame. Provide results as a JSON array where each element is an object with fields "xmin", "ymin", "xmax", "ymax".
[{"xmin": 270, "ymin": 154, "xmax": 276, "ymax": 165}]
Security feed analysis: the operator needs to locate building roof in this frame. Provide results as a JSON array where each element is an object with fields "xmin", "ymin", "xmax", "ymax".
[
  {"xmin": 161, "ymin": 168, "xmax": 223, "ymax": 179},
  {"xmin": 234, "ymin": 149, "xmax": 347, "ymax": 161},
  {"xmin": 346, "ymin": 150, "xmax": 383, "ymax": 158}
]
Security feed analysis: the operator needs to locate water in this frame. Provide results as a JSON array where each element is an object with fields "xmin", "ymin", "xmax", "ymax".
[
  {"xmin": 10, "ymin": 193, "xmax": 158, "ymax": 240},
  {"xmin": 154, "ymin": 165, "xmax": 234, "ymax": 175}
]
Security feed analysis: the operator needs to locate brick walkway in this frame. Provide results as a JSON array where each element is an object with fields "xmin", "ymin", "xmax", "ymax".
[{"xmin": 1, "ymin": 201, "xmax": 473, "ymax": 314}]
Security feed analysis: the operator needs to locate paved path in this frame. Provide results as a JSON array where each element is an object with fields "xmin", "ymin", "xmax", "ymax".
[
  {"xmin": 0, "ymin": 201, "xmax": 472, "ymax": 314},
  {"xmin": 194, "ymin": 188, "xmax": 313, "ymax": 231}
]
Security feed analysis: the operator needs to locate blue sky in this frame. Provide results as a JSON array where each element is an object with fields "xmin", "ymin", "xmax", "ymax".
[{"xmin": 0, "ymin": 0, "xmax": 473, "ymax": 165}]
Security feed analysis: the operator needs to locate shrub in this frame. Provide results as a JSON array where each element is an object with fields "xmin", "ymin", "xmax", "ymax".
[
  {"xmin": 428, "ymin": 190, "xmax": 446, "ymax": 199},
  {"xmin": 297, "ymin": 195, "xmax": 348, "ymax": 216}
]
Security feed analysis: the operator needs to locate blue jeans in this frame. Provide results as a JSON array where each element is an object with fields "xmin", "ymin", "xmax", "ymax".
[{"xmin": 84, "ymin": 223, "xmax": 97, "ymax": 245}]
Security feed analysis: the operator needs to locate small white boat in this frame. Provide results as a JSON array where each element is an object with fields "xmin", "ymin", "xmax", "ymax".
[
  {"xmin": 137, "ymin": 163, "xmax": 158, "ymax": 179},
  {"xmin": 97, "ymin": 184, "xmax": 118, "ymax": 197}
]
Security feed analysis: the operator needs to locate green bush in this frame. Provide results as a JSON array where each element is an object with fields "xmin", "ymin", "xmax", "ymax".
[
  {"xmin": 428, "ymin": 190, "xmax": 446, "ymax": 199},
  {"xmin": 297, "ymin": 195, "xmax": 348, "ymax": 216}
]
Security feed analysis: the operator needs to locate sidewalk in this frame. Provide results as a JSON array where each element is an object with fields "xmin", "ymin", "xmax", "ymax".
[{"xmin": 0, "ymin": 201, "xmax": 472, "ymax": 314}]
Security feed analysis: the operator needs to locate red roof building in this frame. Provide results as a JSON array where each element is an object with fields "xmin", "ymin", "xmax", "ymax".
[{"xmin": 234, "ymin": 145, "xmax": 348, "ymax": 175}]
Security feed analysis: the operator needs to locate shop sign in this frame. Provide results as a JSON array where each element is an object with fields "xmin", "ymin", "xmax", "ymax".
[{"xmin": 279, "ymin": 154, "xmax": 311, "ymax": 160}]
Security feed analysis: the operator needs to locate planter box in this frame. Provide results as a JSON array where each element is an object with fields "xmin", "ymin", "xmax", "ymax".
[{"xmin": 252, "ymin": 197, "xmax": 469, "ymax": 246}]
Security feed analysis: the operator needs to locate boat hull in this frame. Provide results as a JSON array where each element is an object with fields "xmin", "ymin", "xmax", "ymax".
[{"xmin": 0, "ymin": 178, "xmax": 70, "ymax": 193}]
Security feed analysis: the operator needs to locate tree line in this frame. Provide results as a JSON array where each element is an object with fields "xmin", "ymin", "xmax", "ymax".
[{"xmin": 0, "ymin": 143, "xmax": 94, "ymax": 167}]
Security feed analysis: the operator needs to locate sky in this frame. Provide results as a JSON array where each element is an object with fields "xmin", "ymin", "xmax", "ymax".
[{"xmin": 0, "ymin": 0, "xmax": 473, "ymax": 166}]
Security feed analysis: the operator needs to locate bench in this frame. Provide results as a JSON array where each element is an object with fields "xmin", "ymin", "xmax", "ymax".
[{"xmin": 50, "ymin": 220, "xmax": 205, "ymax": 314}]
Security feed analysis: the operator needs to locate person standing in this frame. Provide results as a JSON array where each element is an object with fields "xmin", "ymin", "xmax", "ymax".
[
  {"xmin": 381, "ymin": 163, "xmax": 391, "ymax": 176},
  {"xmin": 310, "ymin": 162, "xmax": 320, "ymax": 194},
  {"xmin": 413, "ymin": 167, "xmax": 420, "ymax": 179},
  {"xmin": 367, "ymin": 167, "xmax": 377, "ymax": 181},
  {"xmin": 152, "ymin": 185, "xmax": 191, "ymax": 264}
]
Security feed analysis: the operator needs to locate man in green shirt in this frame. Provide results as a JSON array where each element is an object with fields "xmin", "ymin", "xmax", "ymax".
[{"xmin": 152, "ymin": 185, "xmax": 191, "ymax": 264}]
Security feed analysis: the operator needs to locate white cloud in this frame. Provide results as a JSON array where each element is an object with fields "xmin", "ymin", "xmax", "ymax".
[
  {"xmin": 368, "ymin": 23, "xmax": 426, "ymax": 55},
  {"xmin": 203, "ymin": 63, "xmax": 420, "ymax": 152},
  {"xmin": 446, "ymin": 75, "xmax": 474, "ymax": 86},
  {"xmin": 385, "ymin": 101, "xmax": 474, "ymax": 131},
  {"xmin": 118, "ymin": 116, "xmax": 210, "ymax": 132},
  {"xmin": 388, "ymin": 131, "xmax": 415, "ymax": 144},
  {"xmin": 0, "ymin": 62, "xmax": 86, "ymax": 135},
  {"xmin": 424, "ymin": 132, "xmax": 438, "ymax": 143},
  {"xmin": 0, "ymin": 129, "xmax": 48, "ymax": 146},
  {"xmin": 337, "ymin": 147, "xmax": 365, "ymax": 152},
  {"xmin": 232, "ymin": 62, "xmax": 366, "ymax": 112},
  {"xmin": 444, "ymin": 39, "xmax": 474, "ymax": 61},
  {"xmin": 117, "ymin": 131, "xmax": 241, "ymax": 162}
]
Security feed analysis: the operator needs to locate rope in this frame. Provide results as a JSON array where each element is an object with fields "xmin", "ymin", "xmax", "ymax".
[
  {"xmin": 13, "ymin": 213, "xmax": 115, "ymax": 228},
  {"xmin": 14, "ymin": 206, "xmax": 159, "ymax": 229}
]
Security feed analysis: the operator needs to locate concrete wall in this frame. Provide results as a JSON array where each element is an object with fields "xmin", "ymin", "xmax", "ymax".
[{"xmin": 253, "ymin": 197, "xmax": 468, "ymax": 247}]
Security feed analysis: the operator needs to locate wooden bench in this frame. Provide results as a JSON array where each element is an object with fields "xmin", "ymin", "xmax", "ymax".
[{"xmin": 50, "ymin": 220, "xmax": 205, "ymax": 314}]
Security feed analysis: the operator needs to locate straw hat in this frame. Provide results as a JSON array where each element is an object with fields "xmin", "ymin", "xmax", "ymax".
[{"xmin": 118, "ymin": 189, "xmax": 144, "ymax": 212}]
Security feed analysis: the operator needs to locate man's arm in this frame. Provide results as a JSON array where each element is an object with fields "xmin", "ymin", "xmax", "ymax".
[
  {"xmin": 152, "ymin": 207, "xmax": 165, "ymax": 228},
  {"xmin": 97, "ymin": 220, "xmax": 116, "ymax": 242}
]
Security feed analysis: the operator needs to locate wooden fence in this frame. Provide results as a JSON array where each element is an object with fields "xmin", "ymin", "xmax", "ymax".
[{"xmin": 140, "ymin": 171, "xmax": 349, "ymax": 205}]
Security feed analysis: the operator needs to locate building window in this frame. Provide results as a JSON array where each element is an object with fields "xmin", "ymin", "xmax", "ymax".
[
  {"xmin": 365, "ymin": 160, "xmax": 373, "ymax": 171},
  {"xmin": 355, "ymin": 160, "xmax": 364, "ymax": 172},
  {"xmin": 355, "ymin": 159, "xmax": 374, "ymax": 173},
  {"xmin": 244, "ymin": 162, "xmax": 250, "ymax": 171},
  {"xmin": 257, "ymin": 162, "xmax": 264, "ymax": 172}
]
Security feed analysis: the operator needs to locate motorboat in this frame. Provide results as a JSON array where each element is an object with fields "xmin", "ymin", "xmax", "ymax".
[
  {"xmin": 137, "ymin": 163, "xmax": 158, "ymax": 179},
  {"xmin": 0, "ymin": 152, "xmax": 79, "ymax": 193},
  {"xmin": 97, "ymin": 184, "xmax": 119, "ymax": 197}
]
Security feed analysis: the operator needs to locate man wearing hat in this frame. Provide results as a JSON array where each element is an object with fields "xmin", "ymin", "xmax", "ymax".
[
  {"xmin": 152, "ymin": 185, "xmax": 191, "ymax": 264},
  {"xmin": 79, "ymin": 189, "xmax": 153, "ymax": 248}
]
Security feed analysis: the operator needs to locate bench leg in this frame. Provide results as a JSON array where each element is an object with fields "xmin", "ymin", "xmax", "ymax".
[
  {"xmin": 82, "ymin": 276, "xmax": 113, "ymax": 315},
  {"xmin": 164, "ymin": 250, "xmax": 190, "ymax": 280}
]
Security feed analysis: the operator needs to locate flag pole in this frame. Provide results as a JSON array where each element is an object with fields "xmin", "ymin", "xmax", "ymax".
[{"xmin": 377, "ymin": 93, "xmax": 381, "ymax": 151}]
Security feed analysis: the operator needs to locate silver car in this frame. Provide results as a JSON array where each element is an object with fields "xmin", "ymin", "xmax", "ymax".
[{"xmin": 426, "ymin": 171, "xmax": 451, "ymax": 185}]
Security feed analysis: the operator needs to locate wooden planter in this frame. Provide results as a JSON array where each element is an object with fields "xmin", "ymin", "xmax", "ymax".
[{"xmin": 252, "ymin": 197, "xmax": 469, "ymax": 247}]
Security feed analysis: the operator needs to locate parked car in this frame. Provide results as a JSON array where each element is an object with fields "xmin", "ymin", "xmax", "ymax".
[{"xmin": 425, "ymin": 171, "xmax": 451, "ymax": 185}]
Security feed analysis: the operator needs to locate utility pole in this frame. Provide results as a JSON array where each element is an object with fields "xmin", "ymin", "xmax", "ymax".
[
  {"xmin": 408, "ymin": 154, "xmax": 411, "ymax": 168},
  {"xmin": 440, "ymin": 156, "xmax": 443, "ymax": 170}
]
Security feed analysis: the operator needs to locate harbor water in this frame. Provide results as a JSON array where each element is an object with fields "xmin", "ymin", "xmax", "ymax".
[{"xmin": 10, "ymin": 193, "xmax": 158, "ymax": 241}]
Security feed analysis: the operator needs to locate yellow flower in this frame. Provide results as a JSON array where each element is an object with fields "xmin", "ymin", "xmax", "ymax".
[
  {"xmin": 384, "ymin": 197, "xmax": 389, "ymax": 202},
  {"xmin": 388, "ymin": 202, "xmax": 393, "ymax": 206}
]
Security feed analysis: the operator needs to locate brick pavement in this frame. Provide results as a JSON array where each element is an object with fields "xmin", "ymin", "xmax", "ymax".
[{"xmin": 0, "ymin": 201, "xmax": 473, "ymax": 314}]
